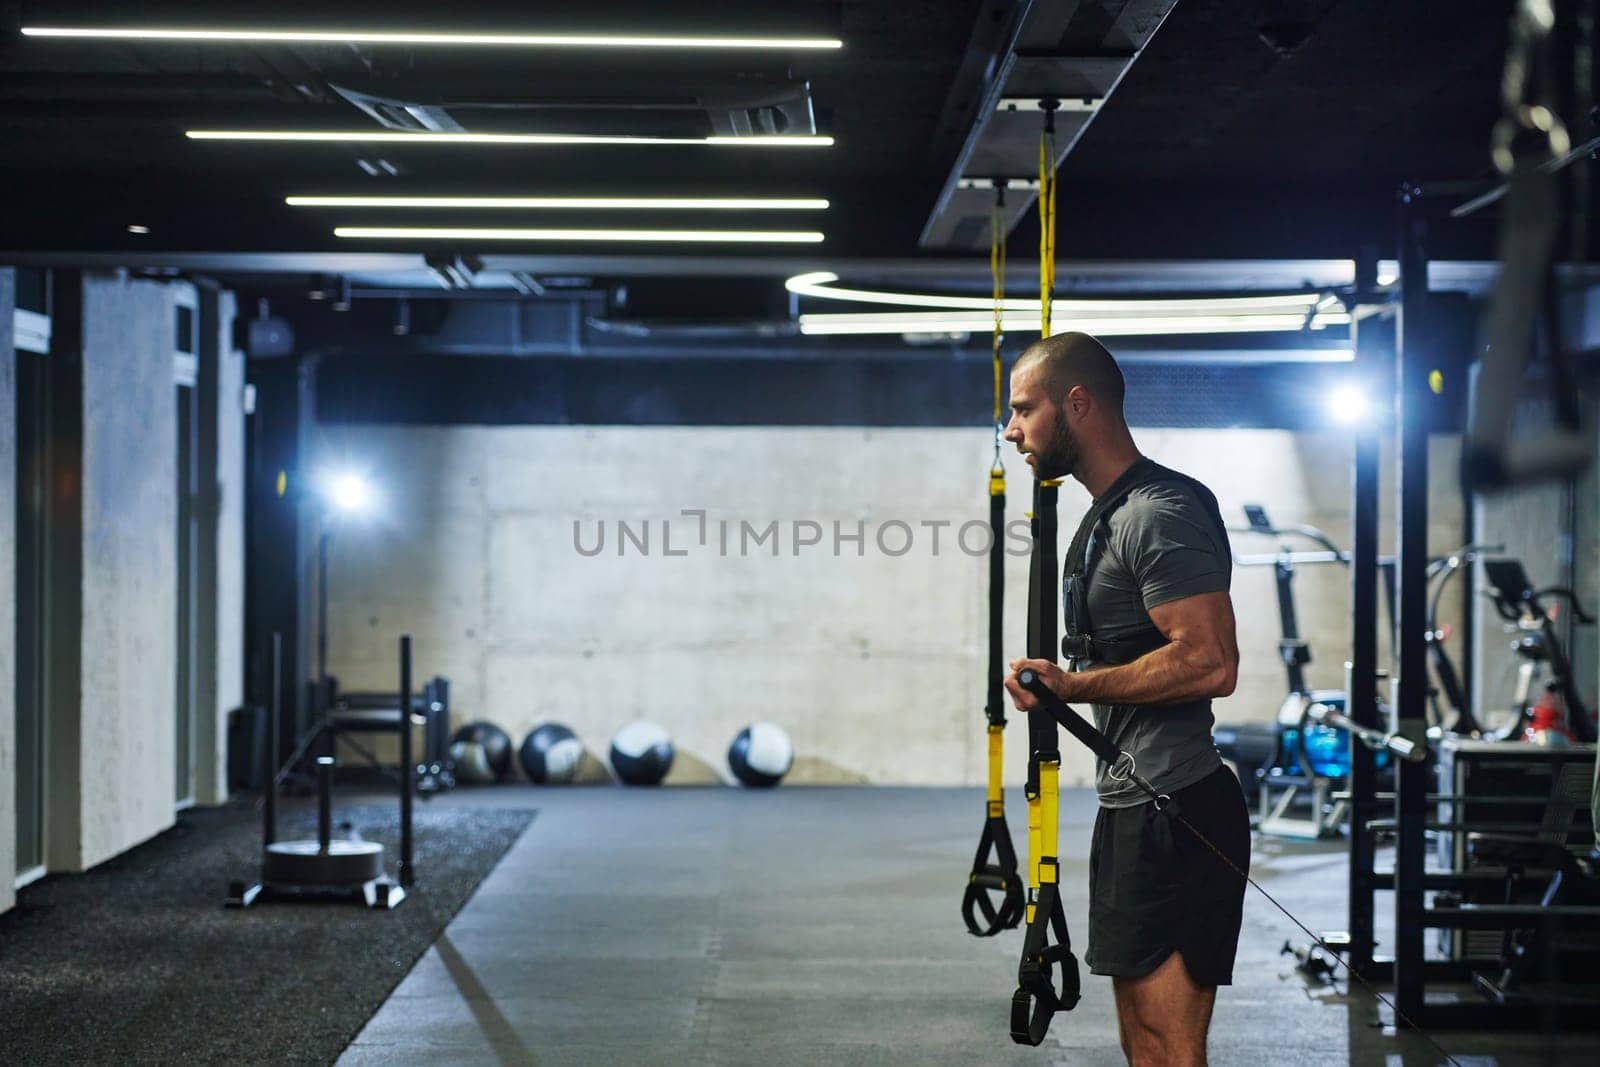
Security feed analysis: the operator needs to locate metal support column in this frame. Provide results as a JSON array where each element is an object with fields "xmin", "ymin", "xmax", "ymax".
[
  {"xmin": 1346, "ymin": 264, "xmax": 1385, "ymax": 978},
  {"xmin": 398, "ymin": 634, "xmax": 414, "ymax": 889},
  {"xmin": 1393, "ymin": 182, "xmax": 1433, "ymax": 1024}
]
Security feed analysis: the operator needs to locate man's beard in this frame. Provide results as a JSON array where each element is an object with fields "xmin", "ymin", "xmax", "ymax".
[{"xmin": 1032, "ymin": 417, "xmax": 1081, "ymax": 481}]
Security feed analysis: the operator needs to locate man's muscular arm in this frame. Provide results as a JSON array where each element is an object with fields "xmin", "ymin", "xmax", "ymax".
[{"xmin": 1004, "ymin": 590, "xmax": 1238, "ymax": 710}]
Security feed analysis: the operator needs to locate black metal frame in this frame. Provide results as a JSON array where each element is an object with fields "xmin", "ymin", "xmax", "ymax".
[
  {"xmin": 1390, "ymin": 181, "xmax": 1433, "ymax": 1024},
  {"xmin": 329, "ymin": 676, "xmax": 455, "ymax": 793},
  {"xmin": 1345, "ymin": 265, "xmax": 1385, "ymax": 976},
  {"xmin": 1328, "ymin": 187, "xmax": 1600, "ymax": 1029}
]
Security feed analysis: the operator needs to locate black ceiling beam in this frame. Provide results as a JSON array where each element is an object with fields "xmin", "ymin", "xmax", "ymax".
[
  {"xmin": 920, "ymin": 0, "xmax": 1180, "ymax": 251},
  {"xmin": 0, "ymin": 166, "xmax": 1523, "ymax": 260},
  {"xmin": 0, "ymin": 70, "xmax": 268, "ymax": 98}
]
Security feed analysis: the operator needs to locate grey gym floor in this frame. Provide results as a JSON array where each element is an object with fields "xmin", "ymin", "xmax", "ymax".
[{"xmin": 339, "ymin": 787, "xmax": 1600, "ymax": 1066}]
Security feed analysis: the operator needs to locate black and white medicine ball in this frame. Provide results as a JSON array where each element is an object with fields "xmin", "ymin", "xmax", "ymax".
[
  {"xmin": 519, "ymin": 722, "xmax": 584, "ymax": 784},
  {"xmin": 609, "ymin": 721, "xmax": 675, "ymax": 786},
  {"xmin": 727, "ymin": 722, "xmax": 795, "ymax": 788},
  {"xmin": 450, "ymin": 721, "xmax": 513, "ymax": 784}
]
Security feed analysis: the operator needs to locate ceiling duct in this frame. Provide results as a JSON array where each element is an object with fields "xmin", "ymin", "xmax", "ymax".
[
  {"xmin": 705, "ymin": 81, "xmax": 815, "ymax": 137},
  {"xmin": 920, "ymin": 0, "xmax": 1180, "ymax": 251},
  {"xmin": 331, "ymin": 83, "xmax": 466, "ymax": 132},
  {"xmin": 424, "ymin": 254, "xmax": 483, "ymax": 290},
  {"xmin": 324, "ymin": 74, "xmax": 817, "ymax": 137}
]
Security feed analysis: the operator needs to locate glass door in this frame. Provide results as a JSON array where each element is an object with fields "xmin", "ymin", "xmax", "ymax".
[
  {"xmin": 14, "ymin": 339, "xmax": 49, "ymax": 877},
  {"xmin": 174, "ymin": 293, "xmax": 199, "ymax": 807}
]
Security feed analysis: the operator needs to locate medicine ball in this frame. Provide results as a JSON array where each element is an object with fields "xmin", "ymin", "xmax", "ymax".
[
  {"xmin": 519, "ymin": 723, "xmax": 584, "ymax": 784},
  {"xmin": 727, "ymin": 722, "xmax": 795, "ymax": 788},
  {"xmin": 609, "ymin": 722, "xmax": 674, "ymax": 786},
  {"xmin": 449, "ymin": 721, "xmax": 513, "ymax": 784}
]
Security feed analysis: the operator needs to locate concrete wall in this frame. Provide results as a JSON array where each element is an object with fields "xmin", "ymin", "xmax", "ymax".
[
  {"xmin": 1472, "ymin": 285, "xmax": 1600, "ymax": 729},
  {"xmin": 319, "ymin": 424, "xmax": 1466, "ymax": 788},
  {"xmin": 2, "ymin": 271, "xmax": 241, "ymax": 916},
  {"xmin": 1, "ymin": 268, "xmax": 16, "ymax": 913},
  {"xmin": 71, "ymin": 273, "xmax": 178, "ymax": 867},
  {"xmin": 1472, "ymin": 455, "xmax": 1587, "ymax": 726},
  {"xmin": 1472, "ymin": 287, "xmax": 1600, "ymax": 729}
]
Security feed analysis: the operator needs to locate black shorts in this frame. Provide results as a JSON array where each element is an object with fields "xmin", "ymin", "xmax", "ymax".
[{"xmin": 1086, "ymin": 765, "xmax": 1251, "ymax": 985}]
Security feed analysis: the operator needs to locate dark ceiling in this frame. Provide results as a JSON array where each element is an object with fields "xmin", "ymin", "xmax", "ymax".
[
  {"xmin": 0, "ymin": 0, "xmax": 1565, "ymax": 272},
  {"xmin": 0, "ymin": 0, "xmax": 975, "ymax": 259}
]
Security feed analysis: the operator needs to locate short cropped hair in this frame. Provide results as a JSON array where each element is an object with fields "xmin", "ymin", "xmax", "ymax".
[{"xmin": 1013, "ymin": 331, "xmax": 1126, "ymax": 415}]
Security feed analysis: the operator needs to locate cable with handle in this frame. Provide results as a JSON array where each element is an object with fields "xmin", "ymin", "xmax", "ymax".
[{"xmin": 1012, "ymin": 670, "xmax": 1462, "ymax": 1066}]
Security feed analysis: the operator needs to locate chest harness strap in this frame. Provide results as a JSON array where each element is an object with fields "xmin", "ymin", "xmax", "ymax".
[{"xmin": 1059, "ymin": 459, "xmax": 1227, "ymax": 668}]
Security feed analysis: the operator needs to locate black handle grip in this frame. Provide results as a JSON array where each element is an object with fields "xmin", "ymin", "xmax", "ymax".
[{"xmin": 1016, "ymin": 669, "xmax": 1122, "ymax": 766}]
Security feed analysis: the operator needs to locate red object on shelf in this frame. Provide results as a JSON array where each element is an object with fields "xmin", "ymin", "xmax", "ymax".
[{"xmin": 1524, "ymin": 685, "xmax": 1578, "ymax": 747}]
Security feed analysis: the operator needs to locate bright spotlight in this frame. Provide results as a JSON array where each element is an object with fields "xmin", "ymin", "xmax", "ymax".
[
  {"xmin": 1328, "ymin": 386, "xmax": 1369, "ymax": 425},
  {"xmin": 327, "ymin": 473, "xmax": 373, "ymax": 514}
]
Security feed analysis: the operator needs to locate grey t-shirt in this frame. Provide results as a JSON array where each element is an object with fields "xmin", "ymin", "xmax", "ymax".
[{"xmin": 1077, "ymin": 476, "xmax": 1232, "ymax": 807}]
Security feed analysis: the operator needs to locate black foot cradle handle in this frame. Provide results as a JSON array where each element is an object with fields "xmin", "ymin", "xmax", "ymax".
[
  {"xmin": 963, "ymin": 812, "xmax": 1025, "ymax": 937},
  {"xmin": 1009, "ymin": 884, "xmax": 1080, "ymax": 1046}
]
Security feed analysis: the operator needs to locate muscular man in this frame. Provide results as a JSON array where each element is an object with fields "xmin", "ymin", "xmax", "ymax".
[{"xmin": 1000, "ymin": 332, "xmax": 1250, "ymax": 1067}]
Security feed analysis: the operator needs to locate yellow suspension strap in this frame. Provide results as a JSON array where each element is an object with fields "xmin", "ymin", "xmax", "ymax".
[
  {"xmin": 1010, "ymin": 475, "xmax": 1076, "ymax": 1046},
  {"xmin": 962, "ymin": 183, "xmax": 1023, "ymax": 938},
  {"xmin": 1038, "ymin": 99, "xmax": 1058, "ymax": 339},
  {"xmin": 1012, "ymin": 100, "xmax": 1076, "ymax": 1046}
]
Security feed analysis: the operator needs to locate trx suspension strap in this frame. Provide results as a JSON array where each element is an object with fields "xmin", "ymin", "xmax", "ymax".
[
  {"xmin": 1037, "ymin": 101, "xmax": 1057, "ymax": 339},
  {"xmin": 963, "ymin": 185, "xmax": 1023, "ymax": 938},
  {"xmin": 1012, "ymin": 103, "xmax": 1075, "ymax": 1046},
  {"xmin": 1011, "ymin": 477, "xmax": 1076, "ymax": 1046}
]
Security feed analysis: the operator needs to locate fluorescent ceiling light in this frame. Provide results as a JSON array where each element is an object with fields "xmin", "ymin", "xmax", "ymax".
[
  {"xmin": 957, "ymin": 178, "xmax": 1040, "ymax": 191},
  {"xmin": 288, "ymin": 195, "xmax": 829, "ymax": 210},
  {"xmin": 21, "ymin": 26, "xmax": 842, "ymax": 50},
  {"xmin": 785, "ymin": 271, "xmax": 1332, "ymax": 314},
  {"xmin": 189, "ymin": 130, "xmax": 831, "ymax": 147},
  {"xmin": 996, "ymin": 98, "xmax": 1099, "ymax": 113},
  {"xmin": 334, "ymin": 226, "xmax": 824, "ymax": 243},
  {"xmin": 797, "ymin": 311, "xmax": 1347, "ymax": 337}
]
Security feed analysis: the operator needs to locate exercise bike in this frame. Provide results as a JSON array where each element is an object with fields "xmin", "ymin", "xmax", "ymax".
[
  {"xmin": 1215, "ymin": 504, "xmax": 1499, "ymax": 837},
  {"xmin": 1214, "ymin": 505, "xmax": 1385, "ymax": 836},
  {"xmin": 1479, "ymin": 557, "xmax": 1597, "ymax": 743}
]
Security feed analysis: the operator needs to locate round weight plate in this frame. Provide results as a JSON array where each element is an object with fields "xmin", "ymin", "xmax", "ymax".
[{"xmin": 263, "ymin": 839, "xmax": 385, "ymax": 885}]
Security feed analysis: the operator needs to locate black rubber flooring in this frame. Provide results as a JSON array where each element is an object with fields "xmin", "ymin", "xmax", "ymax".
[{"xmin": 0, "ymin": 798, "xmax": 532, "ymax": 1065}]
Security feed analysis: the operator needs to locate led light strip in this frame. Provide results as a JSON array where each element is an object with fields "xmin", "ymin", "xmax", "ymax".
[
  {"xmin": 797, "ymin": 311, "xmax": 1349, "ymax": 336},
  {"xmin": 785, "ymin": 271, "xmax": 1332, "ymax": 314},
  {"xmin": 288, "ymin": 195, "xmax": 830, "ymax": 210},
  {"xmin": 21, "ymin": 26, "xmax": 842, "ymax": 49},
  {"xmin": 334, "ymin": 226, "xmax": 824, "ymax": 243},
  {"xmin": 190, "ymin": 130, "xmax": 832, "ymax": 147}
]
